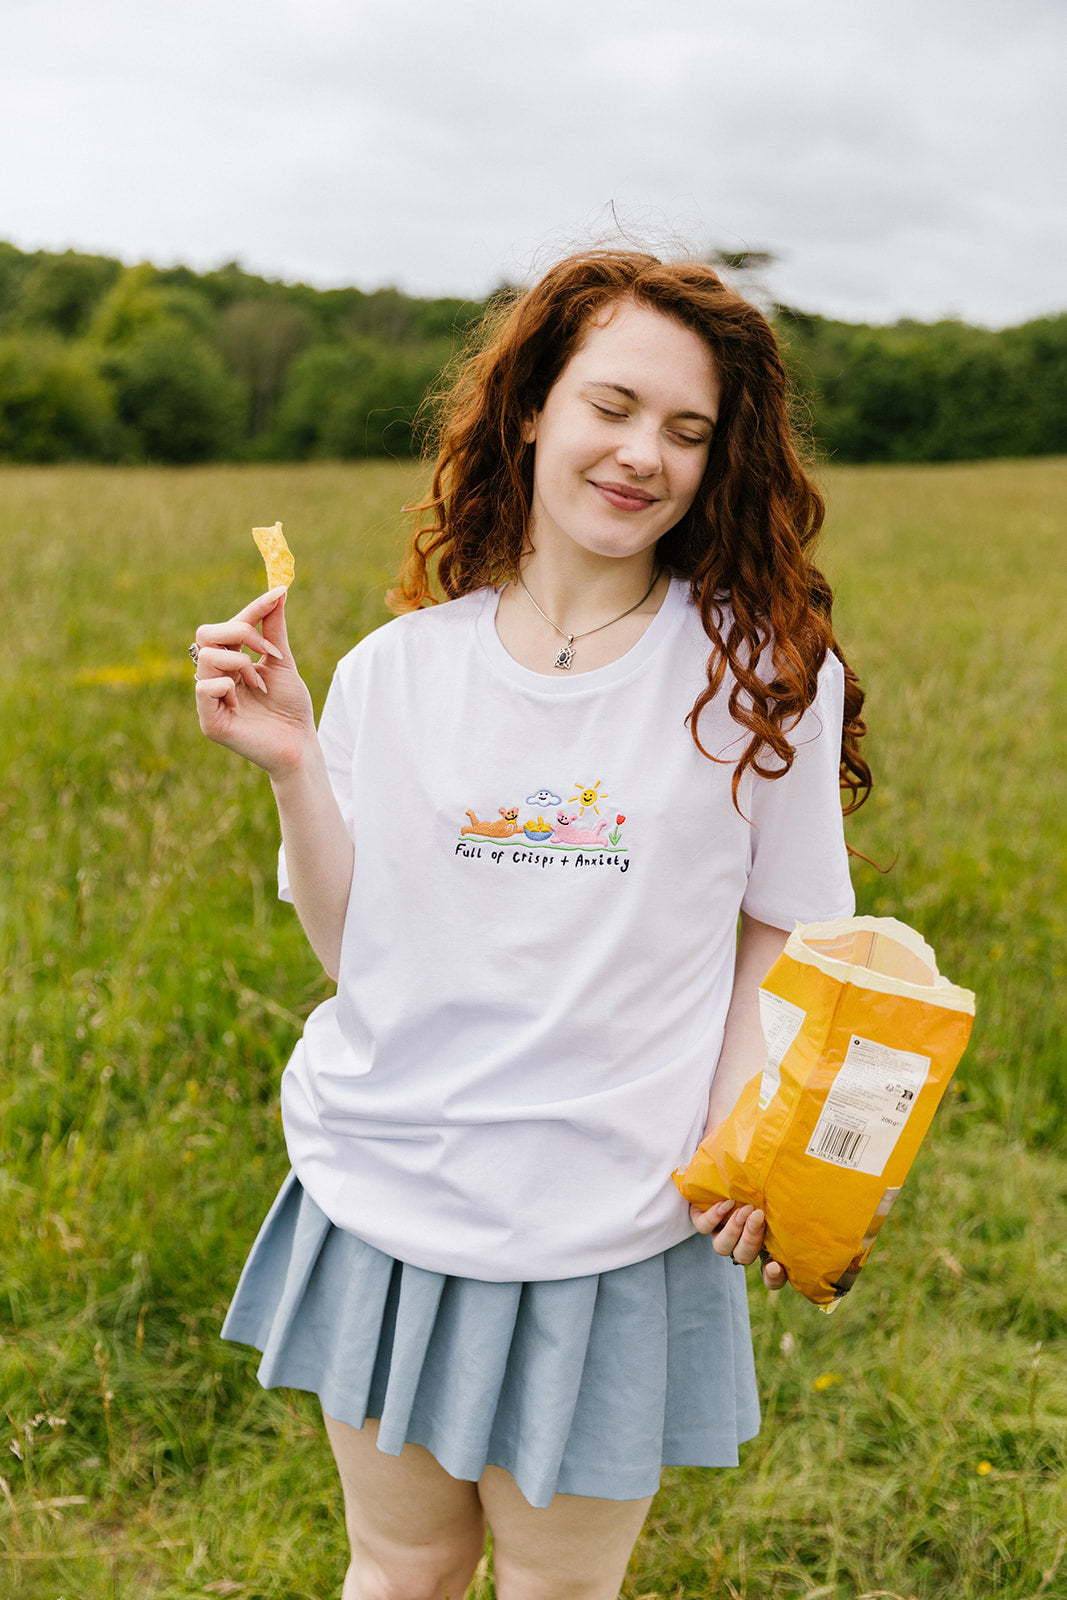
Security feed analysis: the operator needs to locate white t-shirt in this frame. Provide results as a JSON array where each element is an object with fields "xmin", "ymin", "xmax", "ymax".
[{"xmin": 278, "ymin": 579, "xmax": 854, "ymax": 1280}]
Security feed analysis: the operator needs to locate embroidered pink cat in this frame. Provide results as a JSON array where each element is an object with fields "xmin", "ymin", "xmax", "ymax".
[{"xmin": 548, "ymin": 813, "xmax": 609, "ymax": 846}]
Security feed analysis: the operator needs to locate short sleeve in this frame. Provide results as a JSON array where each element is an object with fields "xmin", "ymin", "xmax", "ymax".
[
  {"xmin": 739, "ymin": 653, "xmax": 855, "ymax": 930},
  {"xmin": 277, "ymin": 662, "xmax": 358, "ymax": 903}
]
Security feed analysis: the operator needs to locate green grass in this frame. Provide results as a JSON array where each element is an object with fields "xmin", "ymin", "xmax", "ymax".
[{"xmin": 1, "ymin": 458, "xmax": 1065, "ymax": 1598}]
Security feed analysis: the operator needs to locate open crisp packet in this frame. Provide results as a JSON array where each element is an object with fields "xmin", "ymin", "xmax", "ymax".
[{"xmin": 673, "ymin": 916, "xmax": 975, "ymax": 1311}]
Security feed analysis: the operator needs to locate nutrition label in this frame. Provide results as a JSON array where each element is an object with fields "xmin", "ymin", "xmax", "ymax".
[
  {"xmin": 757, "ymin": 990, "xmax": 807, "ymax": 1109},
  {"xmin": 806, "ymin": 1033, "xmax": 931, "ymax": 1176}
]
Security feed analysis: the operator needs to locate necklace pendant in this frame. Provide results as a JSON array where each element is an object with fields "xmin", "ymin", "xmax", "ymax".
[{"xmin": 554, "ymin": 643, "xmax": 575, "ymax": 670}]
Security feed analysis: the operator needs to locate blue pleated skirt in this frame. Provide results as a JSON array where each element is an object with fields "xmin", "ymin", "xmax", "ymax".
[{"xmin": 221, "ymin": 1170, "xmax": 760, "ymax": 1508}]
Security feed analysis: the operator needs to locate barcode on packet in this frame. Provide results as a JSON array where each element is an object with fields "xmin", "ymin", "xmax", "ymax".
[{"xmin": 813, "ymin": 1123, "xmax": 870, "ymax": 1167}]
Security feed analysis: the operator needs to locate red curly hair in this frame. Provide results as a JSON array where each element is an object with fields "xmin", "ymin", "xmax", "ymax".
[{"xmin": 389, "ymin": 249, "xmax": 871, "ymax": 813}]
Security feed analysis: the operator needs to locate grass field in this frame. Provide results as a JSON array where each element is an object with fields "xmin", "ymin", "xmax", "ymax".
[{"xmin": 1, "ymin": 457, "xmax": 1065, "ymax": 1599}]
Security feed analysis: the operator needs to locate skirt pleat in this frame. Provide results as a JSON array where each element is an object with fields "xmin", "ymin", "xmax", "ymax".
[{"xmin": 221, "ymin": 1170, "xmax": 759, "ymax": 1508}]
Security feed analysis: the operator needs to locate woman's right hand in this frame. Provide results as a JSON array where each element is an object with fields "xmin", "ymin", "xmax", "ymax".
[{"xmin": 193, "ymin": 588, "xmax": 315, "ymax": 778}]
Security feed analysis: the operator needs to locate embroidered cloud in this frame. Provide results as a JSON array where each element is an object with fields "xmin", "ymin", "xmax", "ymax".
[{"xmin": 526, "ymin": 789, "xmax": 561, "ymax": 808}]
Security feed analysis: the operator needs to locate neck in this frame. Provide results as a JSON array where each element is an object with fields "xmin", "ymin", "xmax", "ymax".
[
  {"xmin": 494, "ymin": 548, "xmax": 670, "ymax": 676},
  {"xmin": 515, "ymin": 548, "xmax": 661, "ymax": 636}
]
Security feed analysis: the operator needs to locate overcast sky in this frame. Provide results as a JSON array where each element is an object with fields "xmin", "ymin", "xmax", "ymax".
[{"xmin": 2, "ymin": 0, "xmax": 1064, "ymax": 327}]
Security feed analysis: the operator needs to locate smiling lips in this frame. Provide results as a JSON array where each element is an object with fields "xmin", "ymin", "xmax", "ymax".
[{"xmin": 589, "ymin": 480, "xmax": 660, "ymax": 512}]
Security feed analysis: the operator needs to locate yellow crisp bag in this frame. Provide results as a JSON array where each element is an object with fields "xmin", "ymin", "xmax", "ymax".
[{"xmin": 673, "ymin": 916, "xmax": 975, "ymax": 1311}]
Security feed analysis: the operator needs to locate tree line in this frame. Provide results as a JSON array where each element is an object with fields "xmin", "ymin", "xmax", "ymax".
[{"xmin": 0, "ymin": 240, "xmax": 1064, "ymax": 465}]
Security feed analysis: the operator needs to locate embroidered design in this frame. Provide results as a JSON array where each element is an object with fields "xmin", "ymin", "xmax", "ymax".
[
  {"xmin": 549, "ymin": 814, "xmax": 609, "ymax": 846},
  {"xmin": 455, "ymin": 783, "xmax": 628, "ymax": 871},
  {"xmin": 569, "ymin": 780, "xmax": 608, "ymax": 815},
  {"xmin": 462, "ymin": 807, "xmax": 521, "ymax": 839}
]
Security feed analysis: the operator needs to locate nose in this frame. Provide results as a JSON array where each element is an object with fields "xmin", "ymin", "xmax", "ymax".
[{"xmin": 615, "ymin": 422, "xmax": 662, "ymax": 479}]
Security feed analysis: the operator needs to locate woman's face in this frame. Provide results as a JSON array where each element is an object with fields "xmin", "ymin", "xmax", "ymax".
[{"xmin": 523, "ymin": 299, "xmax": 721, "ymax": 568}]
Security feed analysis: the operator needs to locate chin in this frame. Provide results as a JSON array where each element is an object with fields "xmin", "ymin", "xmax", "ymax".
[{"xmin": 573, "ymin": 523, "xmax": 663, "ymax": 562}]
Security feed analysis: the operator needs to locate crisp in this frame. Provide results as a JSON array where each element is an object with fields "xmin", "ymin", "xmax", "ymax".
[{"xmin": 252, "ymin": 522, "xmax": 295, "ymax": 590}]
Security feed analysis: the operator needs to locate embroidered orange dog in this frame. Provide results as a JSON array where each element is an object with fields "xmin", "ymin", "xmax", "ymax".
[{"xmin": 462, "ymin": 807, "xmax": 521, "ymax": 839}]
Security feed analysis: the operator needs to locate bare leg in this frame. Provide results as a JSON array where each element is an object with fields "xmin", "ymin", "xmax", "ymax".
[
  {"xmin": 323, "ymin": 1411, "xmax": 486, "ymax": 1600},
  {"xmin": 479, "ymin": 1464, "xmax": 654, "ymax": 1600}
]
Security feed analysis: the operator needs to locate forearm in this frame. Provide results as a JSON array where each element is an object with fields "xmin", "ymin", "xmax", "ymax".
[
  {"xmin": 704, "ymin": 913, "xmax": 789, "ymax": 1134},
  {"xmin": 271, "ymin": 737, "xmax": 354, "ymax": 981}
]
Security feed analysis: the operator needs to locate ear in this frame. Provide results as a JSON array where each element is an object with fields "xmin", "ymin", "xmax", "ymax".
[{"xmin": 521, "ymin": 413, "xmax": 538, "ymax": 445}]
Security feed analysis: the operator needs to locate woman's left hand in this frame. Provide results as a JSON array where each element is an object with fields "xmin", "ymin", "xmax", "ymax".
[{"xmin": 691, "ymin": 1199, "xmax": 787, "ymax": 1292}]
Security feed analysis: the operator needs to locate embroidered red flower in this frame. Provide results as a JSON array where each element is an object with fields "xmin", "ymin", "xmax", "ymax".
[{"xmin": 616, "ymin": 814, "xmax": 626, "ymax": 825}]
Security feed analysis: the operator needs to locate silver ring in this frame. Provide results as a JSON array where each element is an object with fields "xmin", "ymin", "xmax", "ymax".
[{"xmin": 189, "ymin": 643, "xmax": 200, "ymax": 663}]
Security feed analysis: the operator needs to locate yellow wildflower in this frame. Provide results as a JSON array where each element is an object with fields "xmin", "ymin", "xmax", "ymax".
[{"xmin": 74, "ymin": 657, "xmax": 188, "ymax": 689}]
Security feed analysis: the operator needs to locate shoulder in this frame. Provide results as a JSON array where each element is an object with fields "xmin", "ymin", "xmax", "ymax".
[
  {"xmin": 681, "ymin": 583, "xmax": 844, "ymax": 699},
  {"xmin": 816, "ymin": 646, "xmax": 845, "ymax": 694},
  {"xmin": 674, "ymin": 583, "xmax": 743, "ymax": 647},
  {"xmin": 672, "ymin": 580, "xmax": 729, "ymax": 656},
  {"xmin": 332, "ymin": 589, "xmax": 492, "ymax": 681}
]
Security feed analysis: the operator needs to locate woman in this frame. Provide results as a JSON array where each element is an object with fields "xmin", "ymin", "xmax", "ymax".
[{"xmin": 193, "ymin": 248, "xmax": 869, "ymax": 1600}]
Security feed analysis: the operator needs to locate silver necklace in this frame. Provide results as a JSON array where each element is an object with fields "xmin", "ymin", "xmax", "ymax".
[{"xmin": 514, "ymin": 568, "xmax": 662, "ymax": 669}]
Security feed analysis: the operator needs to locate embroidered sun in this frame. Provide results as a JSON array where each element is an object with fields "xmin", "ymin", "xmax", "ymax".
[{"xmin": 569, "ymin": 779, "xmax": 608, "ymax": 816}]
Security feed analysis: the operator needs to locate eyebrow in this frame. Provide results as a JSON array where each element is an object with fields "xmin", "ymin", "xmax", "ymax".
[{"xmin": 582, "ymin": 381, "xmax": 717, "ymax": 428}]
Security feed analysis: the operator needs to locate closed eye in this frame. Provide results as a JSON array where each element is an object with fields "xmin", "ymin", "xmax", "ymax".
[
  {"xmin": 583, "ymin": 381, "xmax": 715, "ymax": 441},
  {"xmin": 592, "ymin": 403, "xmax": 707, "ymax": 446}
]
